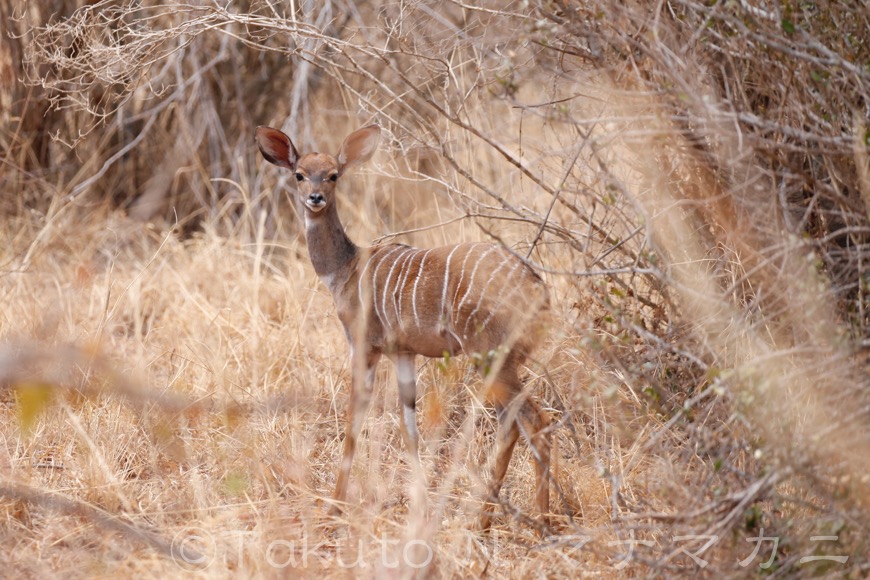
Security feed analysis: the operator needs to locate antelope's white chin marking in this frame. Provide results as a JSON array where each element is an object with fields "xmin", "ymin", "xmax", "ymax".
[{"xmin": 306, "ymin": 202, "xmax": 326, "ymax": 212}]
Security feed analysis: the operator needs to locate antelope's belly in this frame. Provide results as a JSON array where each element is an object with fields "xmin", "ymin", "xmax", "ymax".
[{"xmin": 390, "ymin": 327, "xmax": 461, "ymax": 358}]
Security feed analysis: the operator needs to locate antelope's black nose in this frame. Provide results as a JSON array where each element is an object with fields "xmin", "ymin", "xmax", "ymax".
[{"xmin": 308, "ymin": 193, "xmax": 324, "ymax": 205}]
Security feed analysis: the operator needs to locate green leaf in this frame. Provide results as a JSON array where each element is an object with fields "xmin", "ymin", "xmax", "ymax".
[
  {"xmin": 810, "ymin": 69, "xmax": 829, "ymax": 83},
  {"xmin": 16, "ymin": 382, "xmax": 54, "ymax": 433},
  {"xmin": 223, "ymin": 472, "xmax": 248, "ymax": 496},
  {"xmin": 781, "ymin": 18, "xmax": 796, "ymax": 35}
]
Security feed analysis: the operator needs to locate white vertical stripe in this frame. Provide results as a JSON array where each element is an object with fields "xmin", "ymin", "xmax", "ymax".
[
  {"xmin": 480, "ymin": 258, "xmax": 526, "ymax": 331},
  {"xmin": 456, "ymin": 246, "xmax": 497, "ymax": 315},
  {"xmin": 394, "ymin": 249, "xmax": 419, "ymax": 329},
  {"xmin": 440, "ymin": 245, "xmax": 462, "ymax": 324},
  {"xmin": 382, "ymin": 247, "xmax": 413, "ymax": 330},
  {"xmin": 451, "ymin": 243, "xmax": 481, "ymax": 309},
  {"xmin": 370, "ymin": 246, "xmax": 405, "ymax": 329},
  {"xmin": 464, "ymin": 251, "xmax": 513, "ymax": 336},
  {"xmin": 357, "ymin": 247, "xmax": 384, "ymax": 308},
  {"xmin": 411, "ymin": 249, "xmax": 432, "ymax": 328}
]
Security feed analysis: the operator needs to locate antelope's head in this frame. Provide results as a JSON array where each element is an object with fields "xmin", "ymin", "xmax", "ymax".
[{"xmin": 256, "ymin": 124, "xmax": 381, "ymax": 216}]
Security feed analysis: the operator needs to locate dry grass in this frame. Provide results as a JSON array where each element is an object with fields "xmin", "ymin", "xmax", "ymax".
[
  {"xmin": 2, "ymin": 0, "xmax": 869, "ymax": 577},
  {"xmin": 0, "ymin": 202, "xmax": 619, "ymax": 576}
]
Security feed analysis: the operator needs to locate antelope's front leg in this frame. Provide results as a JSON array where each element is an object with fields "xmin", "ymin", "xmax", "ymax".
[
  {"xmin": 396, "ymin": 353, "xmax": 429, "ymax": 521},
  {"xmin": 330, "ymin": 350, "xmax": 380, "ymax": 514},
  {"xmin": 395, "ymin": 353, "xmax": 421, "ymax": 461}
]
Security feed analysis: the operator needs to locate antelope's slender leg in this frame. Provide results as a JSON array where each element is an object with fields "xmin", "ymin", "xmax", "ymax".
[
  {"xmin": 479, "ymin": 406, "xmax": 521, "ymax": 531},
  {"xmin": 519, "ymin": 397, "xmax": 551, "ymax": 526},
  {"xmin": 395, "ymin": 353, "xmax": 421, "ymax": 461},
  {"xmin": 331, "ymin": 350, "xmax": 381, "ymax": 514},
  {"xmin": 478, "ymin": 354, "xmax": 551, "ymax": 532},
  {"xmin": 396, "ymin": 353, "xmax": 428, "ymax": 521}
]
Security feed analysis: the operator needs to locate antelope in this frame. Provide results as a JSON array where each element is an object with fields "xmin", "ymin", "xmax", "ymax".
[{"xmin": 256, "ymin": 123, "xmax": 551, "ymax": 530}]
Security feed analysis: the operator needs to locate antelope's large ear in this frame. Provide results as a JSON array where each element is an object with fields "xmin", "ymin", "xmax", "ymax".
[
  {"xmin": 256, "ymin": 126, "xmax": 299, "ymax": 170},
  {"xmin": 337, "ymin": 124, "xmax": 380, "ymax": 175}
]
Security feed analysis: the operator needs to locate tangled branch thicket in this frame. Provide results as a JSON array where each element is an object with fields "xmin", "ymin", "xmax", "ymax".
[{"xmin": 2, "ymin": 0, "xmax": 869, "ymax": 575}]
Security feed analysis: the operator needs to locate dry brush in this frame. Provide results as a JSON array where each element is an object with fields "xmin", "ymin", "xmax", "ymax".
[{"xmin": 1, "ymin": 0, "xmax": 868, "ymax": 576}]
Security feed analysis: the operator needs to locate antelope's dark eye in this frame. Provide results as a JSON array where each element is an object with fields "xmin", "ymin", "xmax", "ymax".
[
  {"xmin": 295, "ymin": 173, "xmax": 304, "ymax": 182},
  {"xmin": 329, "ymin": 174, "xmax": 338, "ymax": 182}
]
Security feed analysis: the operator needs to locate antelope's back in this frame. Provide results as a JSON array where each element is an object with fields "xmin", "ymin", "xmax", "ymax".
[{"xmin": 361, "ymin": 242, "xmax": 549, "ymax": 358}]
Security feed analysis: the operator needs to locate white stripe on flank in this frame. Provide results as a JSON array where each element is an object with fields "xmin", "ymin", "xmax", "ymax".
[
  {"xmin": 464, "ymin": 252, "xmax": 513, "ymax": 336},
  {"xmin": 370, "ymin": 246, "xmax": 405, "ymax": 329},
  {"xmin": 411, "ymin": 249, "xmax": 433, "ymax": 328},
  {"xmin": 394, "ymin": 249, "xmax": 418, "ymax": 329},
  {"xmin": 451, "ymin": 243, "xmax": 482, "ymax": 310},
  {"xmin": 440, "ymin": 245, "xmax": 462, "ymax": 323},
  {"xmin": 394, "ymin": 249, "xmax": 417, "ymax": 329},
  {"xmin": 455, "ymin": 246, "xmax": 497, "ymax": 315},
  {"xmin": 480, "ymin": 258, "xmax": 526, "ymax": 331},
  {"xmin": 382, "ymin": 247, "xmax": 412, "ymax": 330}
]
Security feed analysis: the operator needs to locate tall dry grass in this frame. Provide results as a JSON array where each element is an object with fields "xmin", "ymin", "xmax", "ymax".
[{"xmin": 1, "ymin": 0, "xmax": 868, "ymax": 576}]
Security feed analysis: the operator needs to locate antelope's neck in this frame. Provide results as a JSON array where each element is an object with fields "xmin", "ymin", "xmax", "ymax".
[{"xmin": 304, "ymin": 207, "xmax": 358, "ymax": 293}]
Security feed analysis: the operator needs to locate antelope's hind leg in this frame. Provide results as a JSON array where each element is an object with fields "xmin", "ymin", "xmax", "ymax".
[
  {"xmin": 520, "ymin": 395, "xmax": 551, "ymax": 527},
  {"xmin": 478, "ymin": 405, "xmax": 521, "ymax": 532},
  {"xmin": 478, "ymin": 355, "xmax": 551, "ymax": 532}
]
